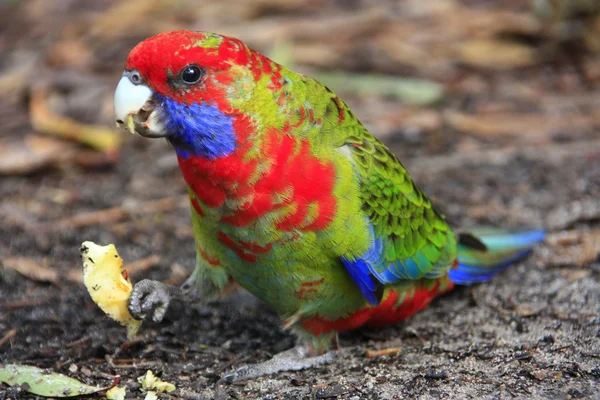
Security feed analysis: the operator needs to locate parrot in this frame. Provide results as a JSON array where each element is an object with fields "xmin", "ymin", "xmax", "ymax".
[{"xmin": 113, "ymin": 30, "xmax": 545, "ymax": 382}]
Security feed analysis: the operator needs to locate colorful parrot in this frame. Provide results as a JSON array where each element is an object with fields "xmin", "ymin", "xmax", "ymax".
[{"xmin": 113, "ymin": 30, "xmax": 545, "ymax": 381}]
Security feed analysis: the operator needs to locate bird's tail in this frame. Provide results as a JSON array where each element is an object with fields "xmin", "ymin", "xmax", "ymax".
[{"xmin": 449, "ymin": 228, "xmax": 546, "ymax": 285}]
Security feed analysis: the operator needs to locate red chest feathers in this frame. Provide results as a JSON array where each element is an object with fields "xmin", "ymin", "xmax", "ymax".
[{"xmin": 178, "ymin": 130, "xmax": 338, "ymax": 232}]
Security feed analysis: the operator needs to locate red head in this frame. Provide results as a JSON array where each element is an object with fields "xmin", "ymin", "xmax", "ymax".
[
  {"xmin": 113, "ymin": 31, "xmax": 278, "ymax": 158},
  {"xmin": 126, "ymin": 31, "xmax": 258, "ymax": 106}
]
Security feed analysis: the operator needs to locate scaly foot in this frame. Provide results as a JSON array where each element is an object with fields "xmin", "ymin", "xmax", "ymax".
[
  {"xmin": 128, "ymin": 279, "xmax": 186, "ymax": 323},
  {"xmin": 218, "ymin": 346, "xmax": 337, "ymax": 383}
]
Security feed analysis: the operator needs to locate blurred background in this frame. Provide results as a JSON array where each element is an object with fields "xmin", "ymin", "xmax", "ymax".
[
  {"xmin": 1, "ymin": 0, "xmax": 600, "ymax": 398},
  {"xmin": 2, "ymin": 0, "xmax": 600, "ymax": 164}
]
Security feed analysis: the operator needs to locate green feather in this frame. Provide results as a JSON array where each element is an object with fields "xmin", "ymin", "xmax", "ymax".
[
  {"xmin": 385, "ymin": 242, "xmax": 396, "ymax": 263},
  {"xmin": 420, "ymin": 242, "xmax": 440, "ymax": 263}
]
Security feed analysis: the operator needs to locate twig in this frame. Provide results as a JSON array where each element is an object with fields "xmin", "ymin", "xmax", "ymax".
[
  {"xmin": 29, "ymin": 87, "xmax": 122, "ymax": 157},
  {"xmin": 3, "ymin": 257, "xmax": 59, "ymax": 285},
  {"xmin": 0, "ymin": 329, "xmax": 17, "ymax": 349},
  {"xmin": 408, "ymin": 139, "xmax": 600, "ymax": 176},
  {"xmin": 105, "ymin": 354, "xmax": 159, "ymax": 369},
  {"xmin": 0, "ymin": 297, "xmax": 52, "ymax": 311},
  {"xmin": 125, "ymin": 254, "xmax": 161, "ymax": 275},
  {"xmin": 38, "ymin": 195, "xmax": 188, "ymax": 230},
  {"xmin": 65, "ymin": 336, "xmax": 92, "ymax": 349},
  {"xmin": 365, "ymin": 347, "xmax": 402, "ymax": 358},
  {"xmin": 49, "ymin": 206, "xmax": 127, "ymax": 230}
]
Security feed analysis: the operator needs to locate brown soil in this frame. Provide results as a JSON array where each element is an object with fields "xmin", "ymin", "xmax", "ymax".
[{"xmin": 1, "ymin": 1, "xmax": 599, "ymax": 399}]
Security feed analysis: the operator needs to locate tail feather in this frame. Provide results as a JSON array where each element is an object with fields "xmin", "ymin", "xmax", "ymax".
[{"xmin": 449, "ymin": 229, "xmax": 545, "ymax": 285}]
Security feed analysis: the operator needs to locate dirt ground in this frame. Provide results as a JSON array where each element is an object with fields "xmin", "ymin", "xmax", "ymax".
[{"xmin": 1, "ymin": 1, "xmax": 600, "ymax": 399}]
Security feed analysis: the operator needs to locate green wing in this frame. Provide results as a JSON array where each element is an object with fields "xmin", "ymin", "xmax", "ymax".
[
  {"xmin": 299, "ymin": 75, "xmax": 457, "ymax": 299},
  {"xmin": 346, "ymin": 131, "xmax": 457, "ymax": 282}
]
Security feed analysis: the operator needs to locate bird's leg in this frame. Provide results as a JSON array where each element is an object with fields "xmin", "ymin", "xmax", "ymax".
[
  {"xmin": 128, "ymin": 254, "xmax": 226, "ymax": 323},
  {"xmin": 219, "ymin": 330, "xmax": 338, "ymax": 383}
]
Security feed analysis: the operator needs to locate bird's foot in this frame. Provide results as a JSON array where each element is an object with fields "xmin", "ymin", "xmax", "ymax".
[
  {"xmin": 218, "ymin": 346, "xmax": 337, "ymax": 383},
  {"xmin": 128, "ymin": 279, "xmax": 186, "ymax": 323}
]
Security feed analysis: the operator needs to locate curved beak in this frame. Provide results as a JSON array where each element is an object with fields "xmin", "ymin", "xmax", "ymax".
[{"xmin": 113, "ymin": 74, "xmax": 167, "ymax": 138}]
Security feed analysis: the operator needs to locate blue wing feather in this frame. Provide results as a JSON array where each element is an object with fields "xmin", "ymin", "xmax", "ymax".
[
  {"xmin": 341, "ymin": 256, "xmax": 379, "ymax": 305},
  {"xmin": 340, "ymin": 222, "xmax": 448, "ymax": 304},
  {"xmin": 341, "ymin": 223, "xmax": 546, "ymax": 303}
]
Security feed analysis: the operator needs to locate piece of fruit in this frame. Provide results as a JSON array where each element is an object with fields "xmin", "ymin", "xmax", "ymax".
[
  {"xmin": 138, "ymin": 370, "xmax": 176, "ymax": 393},
  {"xmin": 106, "ymin": 386, "xmax": 126, "ymax": 400},
  {"xmin": 81, "ymin": 241, "xmax": 142, "ymax": 339}
]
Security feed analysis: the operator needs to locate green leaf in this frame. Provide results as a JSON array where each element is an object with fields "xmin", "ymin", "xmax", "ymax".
[
  {"xmin": 0, "ymin": 364, "xmax": 108, "ymax": 397},
  {"xmin": 315, "ymin": 72, "xmax": 445, "ymax": 106}
]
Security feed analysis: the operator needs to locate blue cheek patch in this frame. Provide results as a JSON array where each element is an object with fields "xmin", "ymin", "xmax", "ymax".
[{"xmin": 156, "ymin": 94, "xmax": 236, "ymax": 159}]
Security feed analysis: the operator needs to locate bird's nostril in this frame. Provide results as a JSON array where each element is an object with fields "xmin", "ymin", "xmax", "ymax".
[{"xmin": 116, "ymin": 119, "xmax": 124, "ymax": 124}]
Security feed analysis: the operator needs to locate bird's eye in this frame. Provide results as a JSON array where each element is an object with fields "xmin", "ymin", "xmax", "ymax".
[
  {"xmin": 181, "ymin": 65, "xmax": 203, "ymax": 84},
  {"xmin": 131, "ymin": 72, "xmax": 141, "ymax": 84}
]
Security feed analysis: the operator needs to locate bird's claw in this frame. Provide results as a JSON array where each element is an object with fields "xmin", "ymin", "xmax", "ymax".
[
  {"xmin": 129, "ymin": 279, "xmax": 180, "ymax": 323},
  {"xmin": 218, "ymin": 366, "xmax": 250, "ymax": 385}
]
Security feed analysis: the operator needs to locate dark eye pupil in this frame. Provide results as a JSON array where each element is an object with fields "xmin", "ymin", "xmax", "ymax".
[{"xmin": 182, "ymin": 66, "xmax": 202, "ymax": 84}]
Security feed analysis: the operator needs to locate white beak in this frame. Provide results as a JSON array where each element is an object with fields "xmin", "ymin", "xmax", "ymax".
[{"xmin": 114, "ymin": 75, "xmax": 166, "ymax": 138}]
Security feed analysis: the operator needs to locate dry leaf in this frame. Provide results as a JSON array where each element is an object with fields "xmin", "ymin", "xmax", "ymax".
[
  {"xmin": 459, "ymin": 39, "xmax": 537, "ymax": 69},
  {"xmin": 0, "ymin": 135, "xmax": 75, "ymax": 176},
  {"xmin": 3, "ymin": 257, "xmax": 59, "ymax": 285},
  {"xmin": 444, "ymin": 110, "xmax": 599, "ymax": 142},
  {"xmin": 538, "ymin": 229, "xmax": 600, "ymax": 267},
  {"xmin": 561, "ymin": 269, "xmax": 593, "ymax": 281},
  {"xmin": 316, "ymin": 72, "xmax": 444, "ymax": 106},
  {"xmin": 546, "ymin": 198, "xmax": 600, "ymax": 230}
]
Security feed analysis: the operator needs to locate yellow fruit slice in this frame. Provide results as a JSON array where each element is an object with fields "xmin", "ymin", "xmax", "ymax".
[
  {"xmin": 81, "ymin": 241, "xmax": 142, "ymax": 339},
  {"xmin": 106, "ymin": 386, "xmax": 126, "ymax": 400},
  {"xmin": 138, "ymin": 370, "xmax": 176, "ymax": 393}
]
